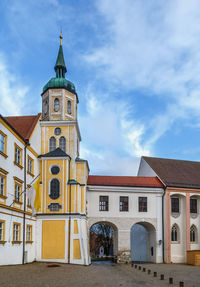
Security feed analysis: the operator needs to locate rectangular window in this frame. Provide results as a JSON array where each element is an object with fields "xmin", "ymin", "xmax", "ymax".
[
  {"xmin": 99, "ymin": 196, "xmax": 109, "ymax": 211},
  {"xmin": 139, "ymin": 197, "xmax": 147, "ymax": 212},
  {"xmin": 0, "ymin": 133, "xmax": 5, "ymax": 153},
  {"xmin": 26, "ymin": 225, "xmax": 32, "ymax": 242},
  {"xmin": 190, "ymin": 198, "xmax": 197, "ymax": 213},
  {"xmin": 0, "ymin": 130, "xmax": 7, "ymax": 157},
  {"xmin": 13, "ymin": 223, "xmax": 20, "ymax": 242},
  {"xmin": 27, "ymin": 156, "xmax": 34, "ymax": 176},
  {"xmin": 120, "ymin": 196, "xmax": 129, "ymax": 211},
  {"xmin": 15, "ymin": 183, "xmax": 21, "ymax": 202},
  {"xmin": 0, "ymin": 221, "xmax": 4, "ymax": 241},
  {"xmin": 15, "ymin": 146, "xmax": 21, "ymax": 164},
  {"xmin": 171, "ymin": 197, "xmax": 179, "ymax": 213},
  {"xmin": 0, "ymin": 175, "xmax": 5, "ymax": 196}
]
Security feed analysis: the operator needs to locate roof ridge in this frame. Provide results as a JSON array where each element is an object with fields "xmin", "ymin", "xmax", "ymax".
[{"xmin": 143, "ymin": 156, "xmax": 200, "ymax": 164}]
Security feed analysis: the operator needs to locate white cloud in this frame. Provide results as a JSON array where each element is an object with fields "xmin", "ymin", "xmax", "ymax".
[
  {"xmin": 84, "ymin": 0, "xmax": 200, "ymax": 149},
  {"xmin": 0, "ymin": 54, "xmax": 29, "ymax": 116},
  {"xmin": 79, "ymin": 87, "xmax": 149, "ymax": 174}
]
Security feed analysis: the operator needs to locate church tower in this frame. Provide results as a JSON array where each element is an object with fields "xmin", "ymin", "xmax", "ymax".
[{"xmin": 36, "ymin": 35, "xmax": 90, "ymax": 265}]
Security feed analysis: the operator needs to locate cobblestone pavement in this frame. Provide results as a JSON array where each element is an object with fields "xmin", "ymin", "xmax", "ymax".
[{"xmin": 0, "ymin": 261, "xmax": 200, "ymax": 287}]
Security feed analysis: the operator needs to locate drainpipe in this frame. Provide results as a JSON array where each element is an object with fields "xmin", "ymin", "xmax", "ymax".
[
  {"xmin": 22, "ymin": 139, "xmax": 30, "ymax": 265},
  {"xmin": 162, "ymin": 185, "xmax": 167, "ymax": 263},
  {"xmin": 68, "ymin": 156, "xmax": 71, "ymax": 263}
]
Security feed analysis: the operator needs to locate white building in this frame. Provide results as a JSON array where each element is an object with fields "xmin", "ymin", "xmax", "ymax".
[
  {"xmin": 138, "ymin": 156, "xmax": 200, "ymax": 263},
  {"xmin": 0, "ymin": 114, "xmax": 41, "ymax": 265},
  {"xmin": 87, "ymin": 175, "xmax": 164, "ymax": 263}
]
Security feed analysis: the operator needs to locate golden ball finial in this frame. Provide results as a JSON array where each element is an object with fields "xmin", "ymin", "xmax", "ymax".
[{"xmin": 60, "ymin": 34, "xmax": 63, "ymax": 46}]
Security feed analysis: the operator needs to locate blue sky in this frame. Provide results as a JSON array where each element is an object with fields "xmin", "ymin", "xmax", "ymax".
[{"xmin": 1, "ymin": 0, "xmax": 200, "ymax": 175}]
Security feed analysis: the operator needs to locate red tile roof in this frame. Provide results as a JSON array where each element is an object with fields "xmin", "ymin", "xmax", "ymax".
[
  {"xmin": 4, "ymin": 113, "xmax": 41, "ymax": 140},
  {"xmin": 87, "ymin": 175, "xmax": 163, "ymax": 188}
]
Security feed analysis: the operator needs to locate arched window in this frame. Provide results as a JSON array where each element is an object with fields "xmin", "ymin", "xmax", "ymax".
[
  {"xmin": 67, "ymin": 100, "xmax": 72, "ymax": 114},
  {"xmin": 49, "ymin": 136, "xmax": 56, "ymax": 152},
  {"xmin": 59, "ymin": 136, "xmax": 66, "ymax": 152},
  {"xmin": 171, "ymin": 224, "xmax": 179, "ymax": 242},
  {"xmin": 50, "ymin": 179, "xmax": 60, "ymax": 200},
  {"xmin": 190, "ymin": 225, "xmax": 197, "ymax": 243},
  {"xmin": 54, "ymin": 98, "xmax": 60, "ymax": 112}
]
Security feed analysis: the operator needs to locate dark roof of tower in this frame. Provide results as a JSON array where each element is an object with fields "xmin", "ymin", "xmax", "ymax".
[
  {"xmin": 142, "ymin": 156, "xmax": 200, "ymax": 188},
  {"xmin": 42, "ymin": 35, "xmax": 77, "ymax": 98},
  {"xmin": 38, "ymin": 147, "xmax": 71, "ymax": 158},
  {"xmin": 54, "ymin": 45, "xmax": 67, "ymax": 73}
]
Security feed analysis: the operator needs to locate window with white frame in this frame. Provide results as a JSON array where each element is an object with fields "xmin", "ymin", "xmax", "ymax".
[
  {"xmin": 171, "ymin": 197, "xmax": 179, "ymax": 213},
  {"xmin": 190, "ymin": 198, "xmax": 197, "ymax": 213},
  {"xmin": 171, "ymin": 224, "xmax": 179, "ymax": 242},
  {"xmin": 28, "ymin": 157, "xmax": 33, "ymax": 174},
  {"xmin": 49, "ymin": 136, "xmax": 56, "ymax": 152},
  {"xmin": 26, "ymin": 225, "xmax": 32, "ymax": 242},
  {"xmin": 0, "ymin": 133, "xmax": 5, "ymax": 153},
  {"xmin": 99, "ymin": 196, "xmax": 109, "ymax": 211},
  {"xmin": 54, "ymin": 98, "xmax": 60, "ymax": 112},
  {"xmin": 190, "ymin": 225, "xmax": 197, "ymax": 243},
  {"xmin": 67, "ymin": 100, "xmax": 72, "ymax": 114},
  {"xmin": 13, "ymin": 223, "xmax": 20, "ymax": 241},
  {"xmin": 50, "ymin": 179, "xmax": 60, "ymax": 200},
  {"xmin": 0, "ymin": 221, "xmax": 4, "ymax": 241},
  {"xmin": 0, "ymin": 175, "xmax": 5, "ymax": 196},
  {"xmin": 59, "ymin": 136, "xmax": 66, "ymax": 152},
  {"xmin": 15, "ymin": 146, "xmax": 21, "ymax": 165},
  {"xmin": 15, "ymin": 183, "xmax": 21, "ymax": 202}
]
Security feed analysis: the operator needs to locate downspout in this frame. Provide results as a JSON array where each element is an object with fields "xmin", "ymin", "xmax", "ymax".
[
  {"xmin": 68, "ymin": 157, "xmax": 71, "ymax": 263},
  {"xmin": 22, "ymin": 139, "xmax": 30, "ymax": 265},
  {"xmin": 162, "ymin": 185, "xmax": 167, "ymax": 263}
]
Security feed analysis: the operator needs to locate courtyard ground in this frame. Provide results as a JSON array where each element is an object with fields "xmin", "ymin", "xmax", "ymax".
[{"xmin": 0, "ymin": 261, "xmax": 199, "ymax": 287}]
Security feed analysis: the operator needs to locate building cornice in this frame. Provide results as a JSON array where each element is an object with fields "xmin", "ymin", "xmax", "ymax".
[{"xmin": 87, "ymin": 185, "xmax": 164, "ymax": 194}]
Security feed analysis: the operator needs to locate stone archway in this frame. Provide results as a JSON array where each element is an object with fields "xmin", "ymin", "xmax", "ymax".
[
  {"xmin": 131, "ymin": 222, "xmax": 156, "ymax": 263},
  {"xmin": 89, "ymin": 221, "xmax": 118, "ymax": 260}
]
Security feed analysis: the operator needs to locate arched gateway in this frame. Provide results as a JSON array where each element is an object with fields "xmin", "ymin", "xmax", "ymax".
[
  {"xmin": 89, "ymin": 221, "xmax": 118, "ymax": 260},
  {"xmin": 131, "ymin": 222, "xmax": 156, "ymax": 263}
]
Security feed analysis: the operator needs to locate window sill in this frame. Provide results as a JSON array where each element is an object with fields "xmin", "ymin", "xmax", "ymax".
[
  {"xmin": 13, "ymin": 200, "xmax": 23, "ymax": 205},
  {"xmin": 0, "ymin": 151, "xmax": 8, "ymax": 158},
  {"xmin": 171, "ymin": 212, "xmax": 180, "ymax": 218},
  {"xmin": 0, "ymin": 240, "xmax": 6, "ymax": 245},
  {"xmin": 12, "ymin": 241, "xmax": 22, "ymax": 245},
  {"xmin": 26, "ymin": 241, "xmax": 33, "ymax": 244},
  {"xmin": 171, "ymin": 241, "xmax": 180, "ymax": 244},
  {"xmin": 138, "ymin": 210, "xmax": 148, "ymax": 212},
  {"xmin": 14, "ymin": 161, "xmax": 23, "ymax": 169},
  {"xmin": 190, "ymin": 213, "xmax": 198, "ymax": 219},
  {"xmin": 0, "ymin": 195, "xmax": 7, "ymax": 200},
  {"xmin": 27, "ymin": 171, "xmax": 34, "ymax": 177}
]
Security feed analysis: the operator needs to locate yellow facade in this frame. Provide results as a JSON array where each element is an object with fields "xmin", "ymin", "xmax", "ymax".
[
  {"xmin": 42, "ymin": 220, "xmax": 65, "ymax": 259},
  {"xmin": 38, "ymin": 37, "xmax": 89, "ymax": 265}
]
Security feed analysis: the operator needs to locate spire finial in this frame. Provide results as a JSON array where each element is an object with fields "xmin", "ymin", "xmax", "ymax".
[{"xmin": 60, "ymin": 33, "xmax": 63, "ymax": 46}]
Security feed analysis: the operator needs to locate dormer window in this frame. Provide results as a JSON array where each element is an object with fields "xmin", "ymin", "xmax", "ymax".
[
  {"xmin": 67, "ymin": 100, "xmax": 72, "ymax": 114},
  {"xmin": 54, "ymin": 98, "xmax": 60, "ymax": 112}
]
